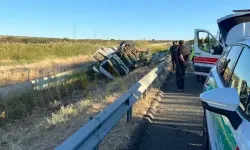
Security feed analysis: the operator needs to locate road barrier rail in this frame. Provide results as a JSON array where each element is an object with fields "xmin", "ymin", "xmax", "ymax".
[{"xmin": 56, "ymin": 58, "xmax": 168, "ymax": 150}]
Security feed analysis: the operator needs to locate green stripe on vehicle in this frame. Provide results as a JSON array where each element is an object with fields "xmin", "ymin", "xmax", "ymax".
[
  {"xmin": 204, "ymin": 76, "xmax": 237, "ymax": 150},
  {"xmin": 190, "ymin": 47, "xmax": 195, "ymax": 60}
]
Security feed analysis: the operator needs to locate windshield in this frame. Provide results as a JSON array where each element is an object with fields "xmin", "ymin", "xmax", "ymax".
[{"xmin": 218, "ymin": 12, "xmax": 250, "ymax": 46}]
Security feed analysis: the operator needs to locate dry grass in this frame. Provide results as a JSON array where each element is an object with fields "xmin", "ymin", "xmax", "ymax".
[
  {"xmin": 0, "ymin": 40, "xmax": 168, "ymax": 64},
  {"xmin": 0, "ymin": 64, "xmax": 155, "ymax": 150},
  {"xmin": 0, "ymin": 39, "xmax": 116, "ymax": 87},
  {"xmin": 46, "ymin": 100, "xmax": 92, "ymax": 128},
  {"xmin": 0, "ymin": 41, "xmax": 118, "ymax": 63},
  {"xmin": 135, "ymin": 40, "xmax": 170, "ymax": 53},
  {"xmin": 0, "ymin": 55, "xmax": 95, "ymax": 87}
]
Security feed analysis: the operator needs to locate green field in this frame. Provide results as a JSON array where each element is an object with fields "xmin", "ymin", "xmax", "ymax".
[{"xmin": 0, "ymin": 36, "xmax": 170, "ymax": 64}]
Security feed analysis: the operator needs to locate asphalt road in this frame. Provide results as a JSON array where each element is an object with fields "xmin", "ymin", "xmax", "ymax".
[{"xmin": 138, "ymin": 71, "xmax": 205, "ymax": 150}]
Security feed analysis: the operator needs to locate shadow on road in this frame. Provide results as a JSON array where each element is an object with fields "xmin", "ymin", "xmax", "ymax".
[{"xmin": 129, "ymin": 71, "xmax": 205, "ymax": 150}]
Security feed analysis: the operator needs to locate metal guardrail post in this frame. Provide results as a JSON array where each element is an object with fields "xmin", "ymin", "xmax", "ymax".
[
  {"xmin": 27, "ymin": 68, "xmax": 30, "ymax": 81},
  {"xmin": 142, "ymin": 89, "xmax": 148, "ymax": 100},
  {"xmin": 127, "ymin": 108, "xmax": 132, "ymax": 123},
  {"xmin": 126, "ymin": 96, "xmax": 134, "ymax": 123}
]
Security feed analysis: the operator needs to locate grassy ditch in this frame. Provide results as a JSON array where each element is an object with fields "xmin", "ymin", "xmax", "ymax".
[
  {"xmin": 0, "ymin": 63, "xmax": 155, "ymax": 150},
  {"xmin": 0, "ymin": 64, "xmax": 104, "ymax": 124},
  {"xmin": 0, "ymin": 45, "xmax": 169, "ymax": 124}
]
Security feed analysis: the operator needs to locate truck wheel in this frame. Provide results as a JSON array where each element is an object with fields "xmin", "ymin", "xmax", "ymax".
[{"xmin": 120, "ymin": 41, "xmax": 134, "ymax": 49}]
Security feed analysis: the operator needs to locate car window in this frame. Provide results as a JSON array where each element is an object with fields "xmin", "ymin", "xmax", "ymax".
[
  {"xmin": 230, "ymin": 47, "xmax": 250, "ymax": 118},
  {"xmin": 218, "ymin": 46, "xmax": 243, "ymax": 86},
  {"xmin": 198, "ymin": 32, "xmax": 210, "ymax": 52},
  {"xmin": 217, "ymin": 46, "xmax": 231, "ymax": 76},
  {"xmin": 198, "ymin": 31, "xmax": 223, "ymax": 55}
]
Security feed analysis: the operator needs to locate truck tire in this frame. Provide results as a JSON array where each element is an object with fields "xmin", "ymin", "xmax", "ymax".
[{"xmin": 120, "ymin": 41, "xmax": 134, "ymax": 49}]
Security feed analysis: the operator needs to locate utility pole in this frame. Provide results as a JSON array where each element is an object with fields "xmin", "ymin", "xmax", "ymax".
[{"xmin": 73, "ymin": 25, "xmax": 76, "ymax": 39}]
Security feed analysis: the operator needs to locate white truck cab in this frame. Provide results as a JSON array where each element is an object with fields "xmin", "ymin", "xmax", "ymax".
[
  {"xmin": 93, "ymin": 47, "xmax": 130, "ymax": 80},
  {"xmin": 193, "ymin": 10, "xmax": 250, "ymax": 79}
]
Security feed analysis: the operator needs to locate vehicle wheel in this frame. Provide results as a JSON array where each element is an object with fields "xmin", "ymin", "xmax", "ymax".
[
  {"xmin": 120, "ymin": 41, "xmax": 134, "ymax": 49},
  {"xmin": 203, "ymin": 110, "xmax": 210, "ymax": 150}
]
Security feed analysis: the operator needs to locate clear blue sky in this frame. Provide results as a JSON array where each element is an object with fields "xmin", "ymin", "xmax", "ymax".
[{"xmin": 0, "ymin": 0, "xmax": 249, "ymax": 40}]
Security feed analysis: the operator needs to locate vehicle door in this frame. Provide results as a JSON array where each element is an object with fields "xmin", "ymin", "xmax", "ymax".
[
  {"xmin": 101, "ymin": 47, "xmax": 116, "ymax": 55},
  {"xmin": 93, "ymin": 47, "xmax": 116, "ymax": 63},
  {"xmin": 212, "ymin": 45, "xmax": 246, "ymax": 150},
  {"xmin": 203, "ymin": 45, "xmax": 232, "ymax": 150},
  {"xmin": 93, "ymin": 50, "xmax": 107, "ymax": 63},
  {"xmin": 225, "ymin": 45, "xmax": 250, "ymax": 150},
  {"xmin": 193, "ymin": 29, "xmax": 223, "ymax": 76},
  {"xmin": 93, "ymin": 48, "xmax": 129, "ymax": 78}
]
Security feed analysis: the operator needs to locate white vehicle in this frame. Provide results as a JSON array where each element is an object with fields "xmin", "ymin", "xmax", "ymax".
[
  {"xmin": 193, "ymin": 9, "xmax": 250, "ymax": 80},
  {"xmin": 201, "ymin": 37, "xmax": 250, "ymax": 150},
  {"xmin": 92, "ymin": 41, "xmax": 154, "ymax": 80},
  {"xmin": 93, "ymin": 47, "xmax": 130, "ymax": 80}
]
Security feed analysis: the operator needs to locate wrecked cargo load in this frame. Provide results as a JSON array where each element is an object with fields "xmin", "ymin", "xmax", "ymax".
[{"xmin": 92, "ymin": 41, "xmax": 165, "ymax": 80}]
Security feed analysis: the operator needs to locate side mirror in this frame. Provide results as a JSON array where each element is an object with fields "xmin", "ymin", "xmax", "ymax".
[
  {"xmin": 210, "ymin": 49, "xmax": 215, "ymax": 54},
  {"xmin": 200, "ymin": 88, "xmax": 242, "ymax": 130}
]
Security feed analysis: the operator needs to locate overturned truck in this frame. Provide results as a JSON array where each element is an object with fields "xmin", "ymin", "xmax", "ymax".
[{"xmin": 92, "ymin": 41, "xmax": 153, "ymax": 80}]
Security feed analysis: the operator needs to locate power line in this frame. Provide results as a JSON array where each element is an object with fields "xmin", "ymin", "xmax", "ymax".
[{"xmin": 73, "ymin": 25, "xmax": 76, "ymax": 39}]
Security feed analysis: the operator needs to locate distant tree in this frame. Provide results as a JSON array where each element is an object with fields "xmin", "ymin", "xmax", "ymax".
[
  {"xmin": 63, "ymin": 37, "xmax": 70, "ymax": 42},
  {"xmin": 21, "ymin": 38, "xmax": 29, "ymax": 43}
]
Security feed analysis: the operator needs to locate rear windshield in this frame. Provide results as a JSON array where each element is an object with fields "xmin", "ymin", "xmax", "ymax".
[{"xmin": 226, "ymin": 22, "xmax": 250, "ymax": 45}]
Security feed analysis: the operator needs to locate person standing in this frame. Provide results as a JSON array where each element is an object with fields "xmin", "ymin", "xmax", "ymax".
[
  {"xmin": 190, "ymin": 44, "xmax": 194, "ymax": 62},
  {"xmin": 175, "ymin": 40, "xmax": 190, "ymax": 92},
  {"xmin": 169, "ymin": 41, "xmax": 178, "ymax": 71}
]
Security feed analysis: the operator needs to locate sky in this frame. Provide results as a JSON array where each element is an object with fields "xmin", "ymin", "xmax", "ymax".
[{"xmin": 0, "ymin": 0, "xmax": 249, "ymax": 40}]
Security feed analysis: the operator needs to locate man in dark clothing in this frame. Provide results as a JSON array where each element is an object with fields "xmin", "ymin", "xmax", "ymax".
[
  {"xmin": 169, "ymin": 41, "xmax": 178, "ymax": 71},
  {"xmin": 175, "ymin": 40, "xmax": 190, "ymax": 92}
]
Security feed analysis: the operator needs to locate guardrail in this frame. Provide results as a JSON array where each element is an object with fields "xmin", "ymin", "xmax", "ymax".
[
  {"xmin": 0, "ymin": 63, "xmax": 95, "ymax": 101},
  {"xmin": 56, "ymin": 59, "xmax": 168, "ymax": 150}
]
